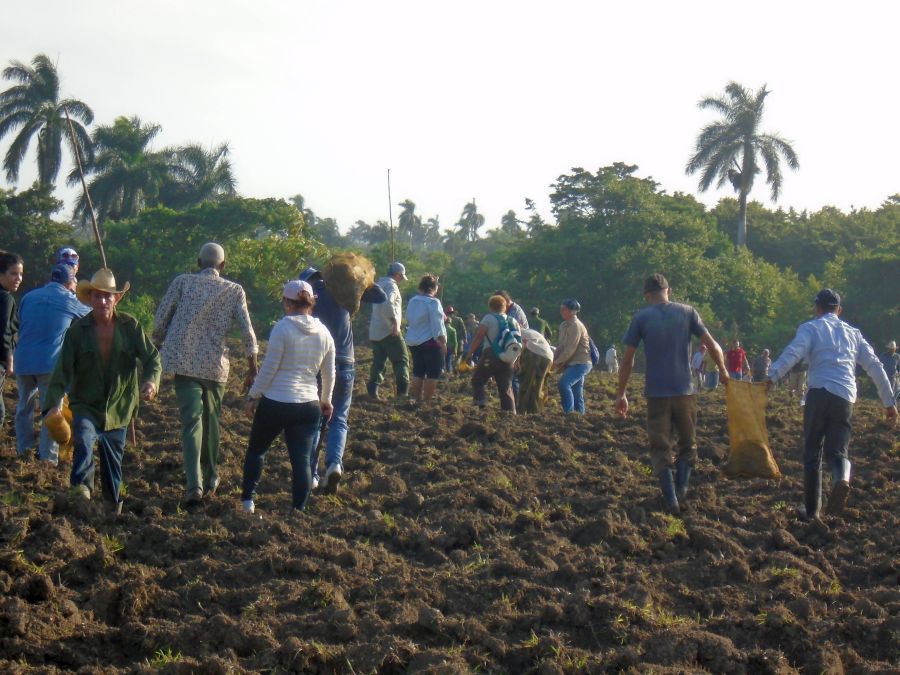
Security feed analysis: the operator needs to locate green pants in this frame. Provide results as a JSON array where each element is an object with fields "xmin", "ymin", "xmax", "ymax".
[
  {"xmin": 518, "ymin": 349, "xmax": 552, "ymax": 414},
  {"xmin": 370, "ymin": 334, "xmax": 410, "ymax": 396},
  {"xmin": 174, "ymin": 375, "xmax": 226, "ymax": 491}
]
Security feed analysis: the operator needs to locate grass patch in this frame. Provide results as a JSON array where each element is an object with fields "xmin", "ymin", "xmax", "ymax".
[
  {"xmin": 103, "ymin": 535, "xmax": 124, "ymax": 555},
  {"xmin": 660, "ymin": 513, "xmax": 687, "ymax": 537},
  {"xmin": 149, "ymin": 647, "xmax": 182, "ymax": 667},
  {"xmin": 767, "ymin": 565, "xmax": 800, "ymax": 580}
]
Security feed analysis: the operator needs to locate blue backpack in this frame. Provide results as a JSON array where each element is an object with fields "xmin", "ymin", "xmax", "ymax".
[{"xmin": 487, "ymin": 313, "xmax": 523, "ymax": 363}]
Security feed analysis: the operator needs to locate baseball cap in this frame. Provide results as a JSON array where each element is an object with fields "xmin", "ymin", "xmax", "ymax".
[
  {"xmin": 298, "ymin": 266, "xmax": 321, "ymax": 282},
  {"xmin": 50, "ymin": 264, "xmax": 75, "ymax": 284},
  {"xmin": 388, "ymin": 261, "xmax": 407, "ymax": 280},
  {"xmin": 283, "ymin": 279, "xmax": 314, "ymax": 300},
  {"xmin": 643, "ymin": 273, "xmax": 669, "ymax": 293},
  {"xmin": 56, "ymin": 247, "xmax": 79, "ymax": 266},
  {"xmin": 561, "ymin": 298, "xmax": 581, "ymax": 312},
  {"xmin": 814, "ymin": 288, "xmax": 841, "ymax": 308},
  {"xmin": 530, "ymin": 307, "xmax": 540, "ymax": 315}
]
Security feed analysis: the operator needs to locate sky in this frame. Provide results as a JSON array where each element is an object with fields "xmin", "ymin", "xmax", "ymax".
[{"xmin": 3, "ymin": 0, "xmax": 900, "ymax": 233}]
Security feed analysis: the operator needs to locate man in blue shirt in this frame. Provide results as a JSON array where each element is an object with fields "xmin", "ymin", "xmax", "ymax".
[
  {"xmin": 768, "ymin": 289, "xmax": 896, "ymax": 520},
  {"xmin": 616, "ymin": 274, "xmax": 728, "ymax": 513},
  {"xmin": 299, "ymin": 266, "xmax": 386, "ymax": 493},
  {"xmin": 14, "ymin": 264, "xmax": 89, "ymax": 462}
]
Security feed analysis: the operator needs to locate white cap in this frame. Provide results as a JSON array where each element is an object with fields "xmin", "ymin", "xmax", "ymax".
[{"xmin": 283, "ymin": 279, "xmax": 314, "ymax": 300}]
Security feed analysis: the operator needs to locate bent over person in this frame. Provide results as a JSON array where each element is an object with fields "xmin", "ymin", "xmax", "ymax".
[
  {"xmin": 44, "ymin": 269, "xmax": 161, "ymax": 515},
  {"xmin": 153, "ymin": 243, "xmax": 258, "ymax": 505},
  {"xmin": 767, "ymin": 289, "xmax": 897, "ymax": 520},
  {"xmin": 616, "ymin": 274, "xmax": 727, "ymax": 513}
]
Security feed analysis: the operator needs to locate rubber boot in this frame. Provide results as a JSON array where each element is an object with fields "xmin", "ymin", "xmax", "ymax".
[
  {"xmin": 802, "ymin": 468, "xmax": 822, "ymax": 521},
  {"xmin": 366, "ymin": 381, "xmax": 379, "ymax": 400},
  {"xmin": 396, "ymin": 381, "xmax": 409, "ymax": 400},
  {"xmin": 658, "ymin": 469, "xmax": 680, "ymax": 514},
  {"xmin": 674, "ymin": 459, "xmax": 692, "ymax": 502},
  {"xmin": 826, "ymin": 458, "xmax": 851, "ymax": 515}
]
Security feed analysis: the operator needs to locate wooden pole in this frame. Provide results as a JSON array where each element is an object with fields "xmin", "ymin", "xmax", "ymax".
[
  {"xmin": 63, "ymin": 107, "xmax": 107, "ymax": 268},
  {"xmin": 387, "ymin": 169, "xmax": 395, "ymax": 262}
]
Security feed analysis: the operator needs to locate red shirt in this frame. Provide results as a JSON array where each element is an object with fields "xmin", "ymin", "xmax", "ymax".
[{"xmin": 726, "ymin": 348, "xmax": 746, "ymax": 373}]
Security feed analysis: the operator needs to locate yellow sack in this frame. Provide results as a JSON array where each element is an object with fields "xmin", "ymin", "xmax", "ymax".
[
  {"xmin": 45, "ymin": 396, "xmax": 75, "ymax": 462},
  {"xmin": 724, "ymin": 380, "xmax": 781, "ymax": 479}
]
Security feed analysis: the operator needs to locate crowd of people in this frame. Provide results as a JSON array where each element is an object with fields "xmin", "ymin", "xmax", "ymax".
[{"xmin": 0, "ymin": 246, "xmax": 897, "ymax": 521}]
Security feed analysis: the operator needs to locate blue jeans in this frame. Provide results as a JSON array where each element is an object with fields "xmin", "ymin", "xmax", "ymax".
[
  {"xmin": 0, "ymin": 368, "xmax": 6, "ymax": 428},
  {"xmin": 71, "ymin": 416, "xmax": 127, "ymax": 504},
  {"xmin": 310, "ymin": 364, "xmax": 354, "ymax": 480},
  {"xmin": 559, "ymin": 363, "xmax": 592, "ymax": 413},
  {"xmin": 705, "ymin": 371, "xmax": 720, "ymax": 390},
  {"xmin": 242, "ymin": 397, "xmax": 321, "ymax": 510},
  {"xmin": 15, "ymin": 373, "xmax": 57, "ymax": 462}
]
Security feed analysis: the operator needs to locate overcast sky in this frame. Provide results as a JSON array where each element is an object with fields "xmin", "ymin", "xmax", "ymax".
[{"xmin": 3, "ymin": 1, "xmax": 899, "ymax": 232}]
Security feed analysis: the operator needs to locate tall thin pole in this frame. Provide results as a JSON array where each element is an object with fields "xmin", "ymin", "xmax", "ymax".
[
  {"xmin": 64, "ymin": 107, "xmax": 107, "ymax": 268},
  {"xmin": 387, "ymin": 168, "xmax": 395, "ymax": 262}
]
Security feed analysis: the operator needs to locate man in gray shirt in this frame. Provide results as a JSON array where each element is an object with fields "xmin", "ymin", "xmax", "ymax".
[{"xmin": 367, "ymin": 261, "xmax": 410, "ymax": 400}]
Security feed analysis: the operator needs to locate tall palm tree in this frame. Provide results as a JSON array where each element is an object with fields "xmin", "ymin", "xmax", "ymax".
[
  {"xmin": 686, "ymin": 82, "xmax": 799, "ymax": 247},
  {"xmin": 456, "ymin": 200, "xmax": 485, "ymax": 242},
  {"xmin": 70, "ymin": 115, "xmax": 170, "ymax": 222},
  {"xmin": 160, "ymin": 142, "xmax": 236, "ymax": 209},
  {"xmin": 0, "ymin": 54, "xmax": 93, "ymax": 186},
  {"xmin": 500, "ymin": 209, "xmax": 522, "ymax": 235},
  {"xmin": 397, "ymin": 199, "xmax": 423, "ymax": 248}
]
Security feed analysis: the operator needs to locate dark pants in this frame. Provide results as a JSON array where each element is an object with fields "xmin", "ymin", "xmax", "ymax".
[
  {"xmin": 471, "ymin": 350, "xmax": 516, "ymax": 412},
  {"xmin": 242, "ymin": 397, "xmax": 321, "ymax": 510},
  {"xmin": 803, "ymin": 388, "xmax": 852, "ymax": 476},
  {"xmin": 369, "ymin": 334, "xmax": 410, "ymax": 396},
  {"xmin": 646, "ymin": 396, "xmax": 697, "ymax": 473},
  {"xmin": 71, "ymin": 416, "xmax": 128, "ymax": 504}
]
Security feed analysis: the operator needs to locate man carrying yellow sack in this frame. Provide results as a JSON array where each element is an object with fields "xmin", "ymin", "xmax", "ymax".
[
  {"xmin": 767, "ymin": 289, "xmax": 897, "ymax": 521},
  {"xmin": 43, "ymin": 269, "xmax": 161, "ymax": 515}
]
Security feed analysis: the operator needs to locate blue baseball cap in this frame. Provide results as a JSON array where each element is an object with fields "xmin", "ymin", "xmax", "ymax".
[
  {"xmin": 388, "ymin": 261, "xmax": 407, "ymax": 279},
  {"xmin": 298, "ymin": 266, "xmax": 321, "ymax": 282},
  {"xmin": 50, "ymin": 264, "xmax": 75, "ymax": 284}
]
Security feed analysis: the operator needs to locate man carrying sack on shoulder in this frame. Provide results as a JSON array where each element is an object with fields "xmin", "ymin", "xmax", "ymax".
[
  {"xmin": 767, "ymin": 289, "xmax": 896, "ymax": 521},
  {"xmin": 43, "ymin": 269, "xmax": 161, "ymax": 515}
]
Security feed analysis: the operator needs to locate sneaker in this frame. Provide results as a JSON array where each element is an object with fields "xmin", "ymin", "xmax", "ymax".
[
  {"xmin": 70, "ymin": 484, "xmax": 91, "ymax": 500},
  {"xmin": 205, "ymin": 476, "xmax": 221, "ymax": 497},
  {"xmin": 311, "ymin": 476, "xmax": 319, "ymax": 490},
  {"xmin": 242, "ymin": 499, "xmax": 255, "ymax": 514},
  {"xmin": 183, "ymin": 487, "xmax": 203, "ymax": 505},
  {"xmin": 826, "ymin": 480, "xmax": 850, "ymax": 515},
  {"xmin": 322, "ymin": 463, "xmax": 343, "ymax": 494}
]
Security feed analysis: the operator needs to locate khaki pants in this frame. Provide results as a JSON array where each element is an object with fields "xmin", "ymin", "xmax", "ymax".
[
  {"xmin": 174, "ymin": 375, "xmax": 226, "ymax": 491},
  {"xmin": 646, "ymin": 395, "xmax": 697, "ymax": 473}
]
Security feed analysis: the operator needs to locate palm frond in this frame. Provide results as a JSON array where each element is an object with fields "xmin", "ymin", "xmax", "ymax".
[{"xmin": 3, "ymin": 120, "xmax": 39, "ymax": 182}]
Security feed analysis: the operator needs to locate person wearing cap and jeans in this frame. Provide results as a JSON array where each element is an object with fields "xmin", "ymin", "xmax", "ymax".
[
  {"xmin": 768, "ymin": 289, "xmax": 897, "ymax": 520},
  {"xmin": 367, "ymin": 261, "xmax": 410, "ymax": 400},
  {"xmin": 153, "ymin": 243, "xmax": 258, "ymax": 505},
  {"xmin": 617, "ymin": 273, "xmax": 728, "ymax": 513},
  {"xmin": 14, "ymin": 264, "xmax": 89, "ymax": 462},
  {"xmin": 299, "ymin": 266, "xmax": 386, "ymax": 493},
  {"xmin": 44, "ymin": 269, "xmax": 161, "ymax": 514},
  {"xmin": 241, "ymin": 280, "xmax": 335, "ymax": 514},
  {"xmin": 553, "ymin": 298, "xmax": 592, "ymax": 414}
]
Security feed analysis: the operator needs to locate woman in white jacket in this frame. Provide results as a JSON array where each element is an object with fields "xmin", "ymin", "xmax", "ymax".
[
  {"xmin": 241, "ymin": 280, "xmax": 335, "ymax": 514},
  {"xmin": 405, "ymin": 274, "xmax": 446, "ymax": 403}
]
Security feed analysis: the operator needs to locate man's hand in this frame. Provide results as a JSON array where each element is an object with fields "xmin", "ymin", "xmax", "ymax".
[
  {"xmin": 719, "ymin": 368, "xmax": 730, "ymax": 384},
  {"xmin": 244, "ymin": 399, "xmax": 258, "ymax": 420},
  {"xmin": 615, "ymin": 394, "xmax": 629, "ymax": 419},
  {"xmin": 765, "ymin": 378, "xmax": 775, "ymax": 391},
  {"xmin": 45, "ymin": 406, "xmax": 62, "ymax": 420},
  {"xmin": 320, "ymin": 400, "xmax": 334, "ymax": 422},
  {"xmin": 141, "ymin": 382, "xmax": 157, "ymax": 401},
  {"xmin": 886, "ymin": 406, "xmax": 898, "ymax": 426},
  {"xmin": 242, "ymin": 371, "xmax": 257, "ymax": 395}
]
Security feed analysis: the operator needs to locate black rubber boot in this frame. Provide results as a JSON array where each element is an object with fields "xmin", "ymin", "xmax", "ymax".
[
  {"xmin": 802, "ymin": 468, "xmax": 822, "ymax": 521},
  {"xmin": 826, "ymin": 458, "xmax": 851, "ymax": 515},
  {"xmin": 674, "ymin": 459, "xmax": 692, "ymax": 502},
  {"xmin": 366, "ymin": 381, "xmax": 379, "ymax": 399},
  {"xmin": 658, "ymin": 469, "xmax": 680, "ymax": 514},
  {"xmin": 396, "ymin": 381, "xmax": 409, "ymax": 399}
]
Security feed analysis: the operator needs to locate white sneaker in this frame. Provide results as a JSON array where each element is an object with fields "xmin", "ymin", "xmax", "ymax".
[
  {"xmin": 242, "ymin": 499, "xmax": 255, "ymax": 514},
  {"xmin": 322, "ymin": 463, "xmax": 343, "ymax": 494}
]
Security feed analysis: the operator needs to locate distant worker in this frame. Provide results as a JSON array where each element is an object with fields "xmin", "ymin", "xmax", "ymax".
[
  {"xmin": 404, "ymin": 275, "xmax": 447, "ymax": 403},
  {"xmin": 55, "ymin": 246, "xmax": 81, "ymax": 279},
  {"xmin": 445, "ymin": 307, "xmax": 469, "ymax": 362},
  {"xmin": 616, "ymin": 274, "xmax": 728, "ymax": 514},
  {"xmin": 703, "ymin": 343, "xmax": 721, "ymax": 390},
  {"xmin": 879, "ymin": 340, "xmax": 899, "ymax": 397},
  {"xmin": 153, "ymin": 243, "xmax": 259, "ymax": 506},
  {"xmin": 690, "ymin": 344, "xmax": 706, "ymax": 392},
  {"xmin": 529, "ymin": 307, "xmax": 553, "ymax": 342},
  {"xmin": 751, "ymin": 349, "xmax": 771, "ymax": 383},
  {"xmin": 14, "ymin": 264, "xmax": 89, "ymax": 463},
  {"xmin": 725, "ymin": 340, "xmax": 751, "ymax": 380},
  {"xmin": 0, "ymin": 251, "xmax": 24, "ymax": 431},
  {"xmin": 553, "ymin": 299, "xmax": 593, "ymax": 414},
  {"xmin": 367, "ymin": 261, "xmax": 410, "ymax": 400},
  {"xmin": 767, "ymin": 289, "xmax": 897, "ymax": 521},
  {"xmin": 605, "ymin": 344, "xmax": 619, "ymax": 375},
  {"xmin": 44, "ymin": 269, "xmax": 161, "ymax": 515}
]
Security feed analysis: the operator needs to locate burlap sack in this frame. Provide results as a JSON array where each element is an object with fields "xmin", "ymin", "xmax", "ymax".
[
  {"xmin": 322, "ymin": 253, "xmax": 375, "ymax": 316},
  {"xmin": 724, "ymin": 380, "xmax": 781, "ymax": 479},
  {"xmin": 45, "ymin": 396, "xmax": 75, "ymax": 461}
]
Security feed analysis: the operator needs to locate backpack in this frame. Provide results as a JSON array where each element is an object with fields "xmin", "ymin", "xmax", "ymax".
[
  {"xmin": 589, "ymin": 336, "xmax": 601, "ymax": 368},
  {"xmin": 487, "ymin": 313, "xmax": 523, "ymax": 363}
]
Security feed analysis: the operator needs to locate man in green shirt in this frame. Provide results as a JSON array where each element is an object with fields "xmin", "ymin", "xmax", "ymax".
[
  {"xmin": 44, "ymin": 269, "xmax": 161, "ymax": 514},
  {"xmin": 529, "ymin": 307, "xmax": 553, "ymax": 342}
]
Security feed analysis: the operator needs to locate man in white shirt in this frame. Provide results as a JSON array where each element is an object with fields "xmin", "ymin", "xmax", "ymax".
[
  {"xmin": 605, "ymin": 345, "xmax": 619, "ymax": 375},
  {"xmin": 768, "ymin": 289, "xmax": 897, "ymax": 520},
  {"xmin": 367, "ymin": 261, "xmax": 410, "ymax": 400}
]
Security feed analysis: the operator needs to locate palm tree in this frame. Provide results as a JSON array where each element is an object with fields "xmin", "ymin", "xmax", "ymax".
[
  {"xmin": 0, "ymin": 54, "xmax": 93, "ymax": 186},
  {"xmin": 500, "ymin": 209, "xmax": 523, "ymax": 235},
  {"xmin": 686, "ymin": 82, "xmax": 799, "ymax": 247},
  {"xmin": 160, "ymin": 142, "xmax": 236, "ymax": 209},
  {"xmin": 71, "ymin": 115, "xmax": 170, "ymax": 222},
  {"xmin": 455, "ymin": 200, "xmax": 485, "ymax": 242},
  {"xmin": 397, "ymin": 199, "xmax": 423, "ymax": 248}
]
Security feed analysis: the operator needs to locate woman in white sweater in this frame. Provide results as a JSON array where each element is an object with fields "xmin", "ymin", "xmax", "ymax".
[
  {"xmin": 241, "ymin": 280, "xmax": 335, "ymax": 514},
  {"xmin": 404, "ymin": 274, "xmax": 447, "ymax": 403}
]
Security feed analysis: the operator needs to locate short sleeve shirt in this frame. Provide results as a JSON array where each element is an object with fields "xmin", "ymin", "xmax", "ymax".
[{"xmin": 622, "ymin": 302, "xmax": 707, "ymax": 397}]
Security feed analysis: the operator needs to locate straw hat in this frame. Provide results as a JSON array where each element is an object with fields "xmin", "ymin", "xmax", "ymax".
[{"xmin": 76, "ymin": 268, "xmax": 130, "ymax": 305}]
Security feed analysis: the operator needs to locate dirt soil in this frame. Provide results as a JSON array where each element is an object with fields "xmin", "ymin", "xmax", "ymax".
[{"xmin": 1, "ymin": 349, "xmax": 898, "ymax": 674}]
